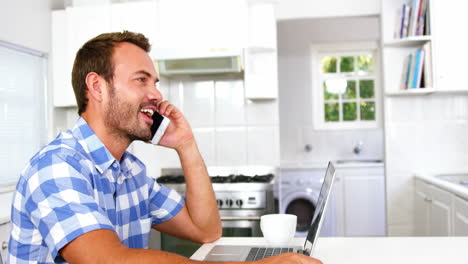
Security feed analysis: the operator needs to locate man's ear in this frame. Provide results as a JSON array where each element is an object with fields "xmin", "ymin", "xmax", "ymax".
[{"xmin": 85, "ymin": 72, "xmax": 106, "ymax": 102}]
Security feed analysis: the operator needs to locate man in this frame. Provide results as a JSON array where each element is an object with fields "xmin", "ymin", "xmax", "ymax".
[{"xmin": 8, "ymin": 31, "xmax": 322, "ymax": 264}]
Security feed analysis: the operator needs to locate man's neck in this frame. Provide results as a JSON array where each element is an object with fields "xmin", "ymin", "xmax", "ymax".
[{"xmin": 81, "ymin": 114, "xmax": 130, "ymax": 162}]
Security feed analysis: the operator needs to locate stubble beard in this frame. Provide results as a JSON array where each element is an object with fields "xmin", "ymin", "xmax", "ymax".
[{"xmin": 104, "ymin": 83, "xmax": 152, "ymax": 142}]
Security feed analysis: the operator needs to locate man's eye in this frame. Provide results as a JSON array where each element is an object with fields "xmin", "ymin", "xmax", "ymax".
[{"xmin": 137, "ymin": 77, "xmax": 146, "ymax": 82}]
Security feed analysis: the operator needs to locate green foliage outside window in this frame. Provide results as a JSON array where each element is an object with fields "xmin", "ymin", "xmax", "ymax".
[
  {"xmin": 322, "ymin": 57, "xmax": 337, "ymax": 73},
  {"xmin": 324, "ymin": 103, "xmax": 339, "ymax": 122},
  {"xmin": 360, "ymin": 80, "xmax": 374, "ymax": 98},
  {"xmin": 340, "ymin": 56, "xmax": 354, "ymax": 72},
  {"xmin": 357, "ymin": 55, "xmax": 373, "ymax": 74},
  {"xmin": 343, "ymin": 102, "xmax": 357, "ymax": 121},
  {"xmin": 360, "ymin": 102, "xmax": 375, "ymax": 120},
  {"xmin": 343, "ymin": 80, "xmax": 356, "ymax": 99}
]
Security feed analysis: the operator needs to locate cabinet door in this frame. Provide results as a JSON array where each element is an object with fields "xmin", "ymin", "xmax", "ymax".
[
  {"xmin": 428, "ymin": 185, "xmax": 452, "ymax": 236},
  {"xmin": 453, "ymin": 195, "xmax": 468, "ymax": 236},
  {"xmin": 158, "ymin": 0, "xmax": 247, "ymax": 48},
  {"xmin": 342, "ymin": 173, "xmax": 386, "ymax": 236},
  {"xmin": 111, "ymin": 1, "xmax": 158, "ymax": 57},
  {"xmin": 52, "ymin": 10, "xmax": 76, "ymax": 107},
  {"xmin": 332, "ymin": 173, "xmax": 345, "ymax": 236},
  {"xmin": 0, "ymin": 222, "xmax": 10, "ymax": 263},
  {"xmin": 414, "ymin": 179, "xmax": 430, "ymax": 236},
  {"xmin": 432, "ymin": 0, "xmax": 468, "ymax": 90},
  {"xmin": 67, "ymin": 5, "xmax": 111, "ymax": 59}
]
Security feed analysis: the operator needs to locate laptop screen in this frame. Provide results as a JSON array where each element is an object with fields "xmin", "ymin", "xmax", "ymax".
[{"xmin": 303, "ymin": 162, "xmax": 336, "ymax": 254}]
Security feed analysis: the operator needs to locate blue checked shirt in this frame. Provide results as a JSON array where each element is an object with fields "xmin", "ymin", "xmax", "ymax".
[{"xmin": 7, "ymin": 117, "xmax": 185, "ymax": 264}]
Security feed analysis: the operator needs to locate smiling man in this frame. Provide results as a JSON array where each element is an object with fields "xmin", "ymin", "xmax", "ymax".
[{"xmin": 7, "ymin": 31, "xmax": 322, "ymax": 264}]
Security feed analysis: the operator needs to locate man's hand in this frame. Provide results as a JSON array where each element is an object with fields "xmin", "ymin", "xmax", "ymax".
[
  {"xmin": 255, "ymin": 253, "xmax": 324, "ymax": 264},
  {"xmin": 155, "ymin": 100, "xmax": 194, "ymax": 151}
]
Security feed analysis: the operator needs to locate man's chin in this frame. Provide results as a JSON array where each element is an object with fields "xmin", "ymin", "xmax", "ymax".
[{"xmin": 129, "ymin": 133, "xmax": 152, "ymax": 143}]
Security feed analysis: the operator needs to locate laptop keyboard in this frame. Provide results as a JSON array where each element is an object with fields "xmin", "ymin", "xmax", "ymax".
[{"xmin": 245, "ymin": 247, "xmax": 294, "ymax": 261}]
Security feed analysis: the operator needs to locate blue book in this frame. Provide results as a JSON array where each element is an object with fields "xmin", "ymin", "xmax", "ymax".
[{"xmin": 412, "ymin": 49, "xmax": 424, "ymax": 88}]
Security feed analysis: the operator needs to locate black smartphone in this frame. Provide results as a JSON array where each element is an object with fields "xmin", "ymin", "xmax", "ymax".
[{"xmin": 150, "ymin": 111, "xmax": 170, "ymax": 145}]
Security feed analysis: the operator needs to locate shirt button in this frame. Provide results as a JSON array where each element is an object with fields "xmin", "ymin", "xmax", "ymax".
[{"xmin": 113, "ymin": 163, "xmax": 118, "ymax": 168}]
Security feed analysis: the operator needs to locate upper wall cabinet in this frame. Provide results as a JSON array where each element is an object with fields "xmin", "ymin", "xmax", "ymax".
[
  {"xmin": 111, "ymin": 1, "xmax": 158, "ymax": 57},
  {"xmin": 156, "ymin": 0, "xmax": 248, "ymax": 48},
  {"xmin": 52, "ymin": 0, "xmax": 279, "ymax": 106},
  {"xmin": 52, "ymin": 10, "xmax": 75, "ymax": 107},
  {"xmin": 52, "ymin": 2, "xmax": 157, "ymax": 107}
]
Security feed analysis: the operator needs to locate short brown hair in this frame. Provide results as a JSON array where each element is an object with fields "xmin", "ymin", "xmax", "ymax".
[{"xmin": 71, "ymin": 31, "xmax": 151, "ymax": 115}]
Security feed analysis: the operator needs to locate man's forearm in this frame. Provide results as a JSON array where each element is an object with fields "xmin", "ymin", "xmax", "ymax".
[{"xmin": 176, "ymin": 139, "xmax": 222, "ymax": 242}]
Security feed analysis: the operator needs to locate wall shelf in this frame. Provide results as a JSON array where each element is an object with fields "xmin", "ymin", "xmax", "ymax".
[
  {"xmin": 385, "ymin": 88, "xmax": 468, "ymax": 97},
  {"xmin": 384, "ymin": 36, "xmax": 432, "ymax": 47}
]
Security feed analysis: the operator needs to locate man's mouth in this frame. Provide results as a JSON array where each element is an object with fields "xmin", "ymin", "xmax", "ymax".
[{"xmin": 140, "ymin": 108, "xmax": 154, "ymax": 118}]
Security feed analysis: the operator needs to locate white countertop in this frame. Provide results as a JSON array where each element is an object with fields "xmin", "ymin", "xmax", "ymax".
[
  {"xmin": 415, "ymin": 173, "xmax": 468, "ymax": 200},
  {"xmin": 191, "ymin": 237, "xmax": 467, "ymax": 264}
]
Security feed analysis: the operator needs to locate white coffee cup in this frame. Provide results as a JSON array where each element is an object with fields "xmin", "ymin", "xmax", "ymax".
[{"xmin": 260, "ymin": 214, "xmax": 297, "ymax": 247}]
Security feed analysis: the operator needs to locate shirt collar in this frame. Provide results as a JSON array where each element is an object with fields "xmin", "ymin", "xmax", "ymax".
[{"xmin": 72, "ymin": 117, "xmax": 119, "ymax": 174}]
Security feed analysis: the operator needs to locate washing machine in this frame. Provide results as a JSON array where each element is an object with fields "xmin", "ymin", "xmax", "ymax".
[{"xmin": 278, "ymin": 167, "xmax": 336, "ymax": 237}]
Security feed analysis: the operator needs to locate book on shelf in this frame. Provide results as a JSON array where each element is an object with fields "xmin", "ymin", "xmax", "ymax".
[
  {"xmin": 400, "ymin": 44, "xmax": 432, "ymax": 90},
  {"xmin": 422, "ymin": 41, "xmax": 433, "ymax": 88},
  {"xmin": 395, "ymin": 0, "xmax": 430, "ymax": 38},
  {"xmin": 400, "ymin": 54, "xmax": 411, "ymax": 90}
]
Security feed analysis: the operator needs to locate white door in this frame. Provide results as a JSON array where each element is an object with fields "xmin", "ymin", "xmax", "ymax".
[
  {"xmin": 343, "ymin": 175, "xmax": 386, "ymax": 236},
  {"xmin": 453, "ymin": 195, "xmax": 468, "ymax": 236},
  {"xmin": 414, "ymin": 179, "xmax": 430, "ymax": 236},
  {"xmin": 428, "ymin": 185, "xmax": 452, "ymax": 236}
]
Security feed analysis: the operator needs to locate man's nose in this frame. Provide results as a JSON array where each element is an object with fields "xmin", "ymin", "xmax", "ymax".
[{"xmin": 147, "ymin": 84, "xmax": 163, "ymax": 102}]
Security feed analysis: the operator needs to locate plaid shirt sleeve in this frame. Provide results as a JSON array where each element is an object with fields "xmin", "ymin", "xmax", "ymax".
[
  {"xmin": 21, "ymin": 152, "xmax": 115, "ymax": 260},
  {"xmin": 148, "ymin": 179, "xmax": 185, "ymax": 226}
]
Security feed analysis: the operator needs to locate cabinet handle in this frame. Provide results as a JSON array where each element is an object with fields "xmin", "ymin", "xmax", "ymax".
[
  {"xmin": 2, "ymin": 241, "xmax": 6, "ymax": 250},
  {"xmin": 424, "ymin": 197, "xmax": 432, "ymax": 202}
]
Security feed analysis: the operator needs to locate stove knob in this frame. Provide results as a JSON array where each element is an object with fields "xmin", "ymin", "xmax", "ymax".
[
  {"xmin": 216, "ymin": 199, "xmax": 223, "ymax": 208},
  {"xmin": 226, "ymin": 199, "xmax": 233, "ymax": 207},
  {"xmin": 236, "ymin": 199, "xmax": 243, "ymax": 207}
]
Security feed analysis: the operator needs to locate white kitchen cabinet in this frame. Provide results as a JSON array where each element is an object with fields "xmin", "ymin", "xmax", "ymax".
[
  {"xmin": 430, "ymin": 0, "xmax": 468, "ymax": 91},
  {"xmin": 157, "ymin": 0, "xmax": 247, "ymax": 48},
  {"xmin": 0, "ymin": 221, "xmax": 10, "ymax": 263},
  {"xmin": 51, "ymin": 5, "xmax": 111, "ymax": 107},
  {"xmin": 453, "ymin": 195, "xmax": 468, "ymax": 236},
  {"xmin": 334, "ymin": 166, "xmax": 386, "ymax": 236},
  {"xmin": 51, "ymin": 10, "xmax": 76, "ymax": 107},
  {"xmin": 111, "ymin": 1, "xmax": 158, "ymax": 58},
  {"xmin": 428, "ymin": 184, "xmax": 452, "ymax": 236},
  {"xmin": 412, "ymin": 178, "xmax": 468, "ymax": 236},
  {"xmin": 244, "ymin": 0, "xmax": 278, "ymax": 100},
  {"xmin": 414, "ymin": 179, "xmax": 430, "ymax": 236}
]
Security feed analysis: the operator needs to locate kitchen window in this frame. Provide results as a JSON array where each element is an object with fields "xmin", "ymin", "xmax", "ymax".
[
  {"xmin": 0, "ymin": 41, "xmax": 48, "ymax": 189},
  {"xmin": 312, "ymin": 42, "xmax": 381, "ymax": 130}
]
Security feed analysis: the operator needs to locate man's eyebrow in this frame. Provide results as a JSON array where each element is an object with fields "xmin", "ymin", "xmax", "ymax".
[{"xmin": 134, "ymin": 70, "xmax": 159, "ymax": 83}]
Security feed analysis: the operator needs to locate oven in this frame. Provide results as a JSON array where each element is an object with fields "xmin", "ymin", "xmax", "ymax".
[{"xmin": 154, "ymin": 169, "xmax": 276, "ymax": 257}]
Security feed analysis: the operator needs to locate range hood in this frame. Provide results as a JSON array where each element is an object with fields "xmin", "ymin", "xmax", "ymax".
[{"xmin": 154, "ymin": 48, "xmax": 243, "ymax": 76}]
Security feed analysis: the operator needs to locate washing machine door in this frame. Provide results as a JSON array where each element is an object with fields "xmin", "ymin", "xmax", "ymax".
[{"xmin": 281, "ymin": 191, "xmax": 318, "ymax": 237}]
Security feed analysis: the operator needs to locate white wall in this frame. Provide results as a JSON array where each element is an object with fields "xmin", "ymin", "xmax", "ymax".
[
  {"xmin": 0, "ymin": 0, "xmax": 51, "ymax": 53},
  {"xmin": 384, "ymin": 96, "xmax": 468, "ymax": 235},
  {"xmin": 275, "ymin": 0, "xmax": 380, "ymax": 20},
  {"xmin": 277, "ymin": 16, "xmax": 383, "ymax": 166}
]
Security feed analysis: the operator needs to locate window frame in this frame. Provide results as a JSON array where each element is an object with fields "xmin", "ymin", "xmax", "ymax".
[{"xmin": 311, "ymin": 41, "xmax": 382, "ymax": 130}]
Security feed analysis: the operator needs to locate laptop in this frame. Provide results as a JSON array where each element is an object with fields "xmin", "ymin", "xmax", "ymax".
[{"xmin": 204, "ymin": 161, "xmax": 336, "ymax": 261}]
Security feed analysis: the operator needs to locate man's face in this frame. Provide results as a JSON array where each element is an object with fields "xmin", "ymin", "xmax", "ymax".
[{"xmin": 103, "ymin": 42, "xmax": 162, "ymax": 142}]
